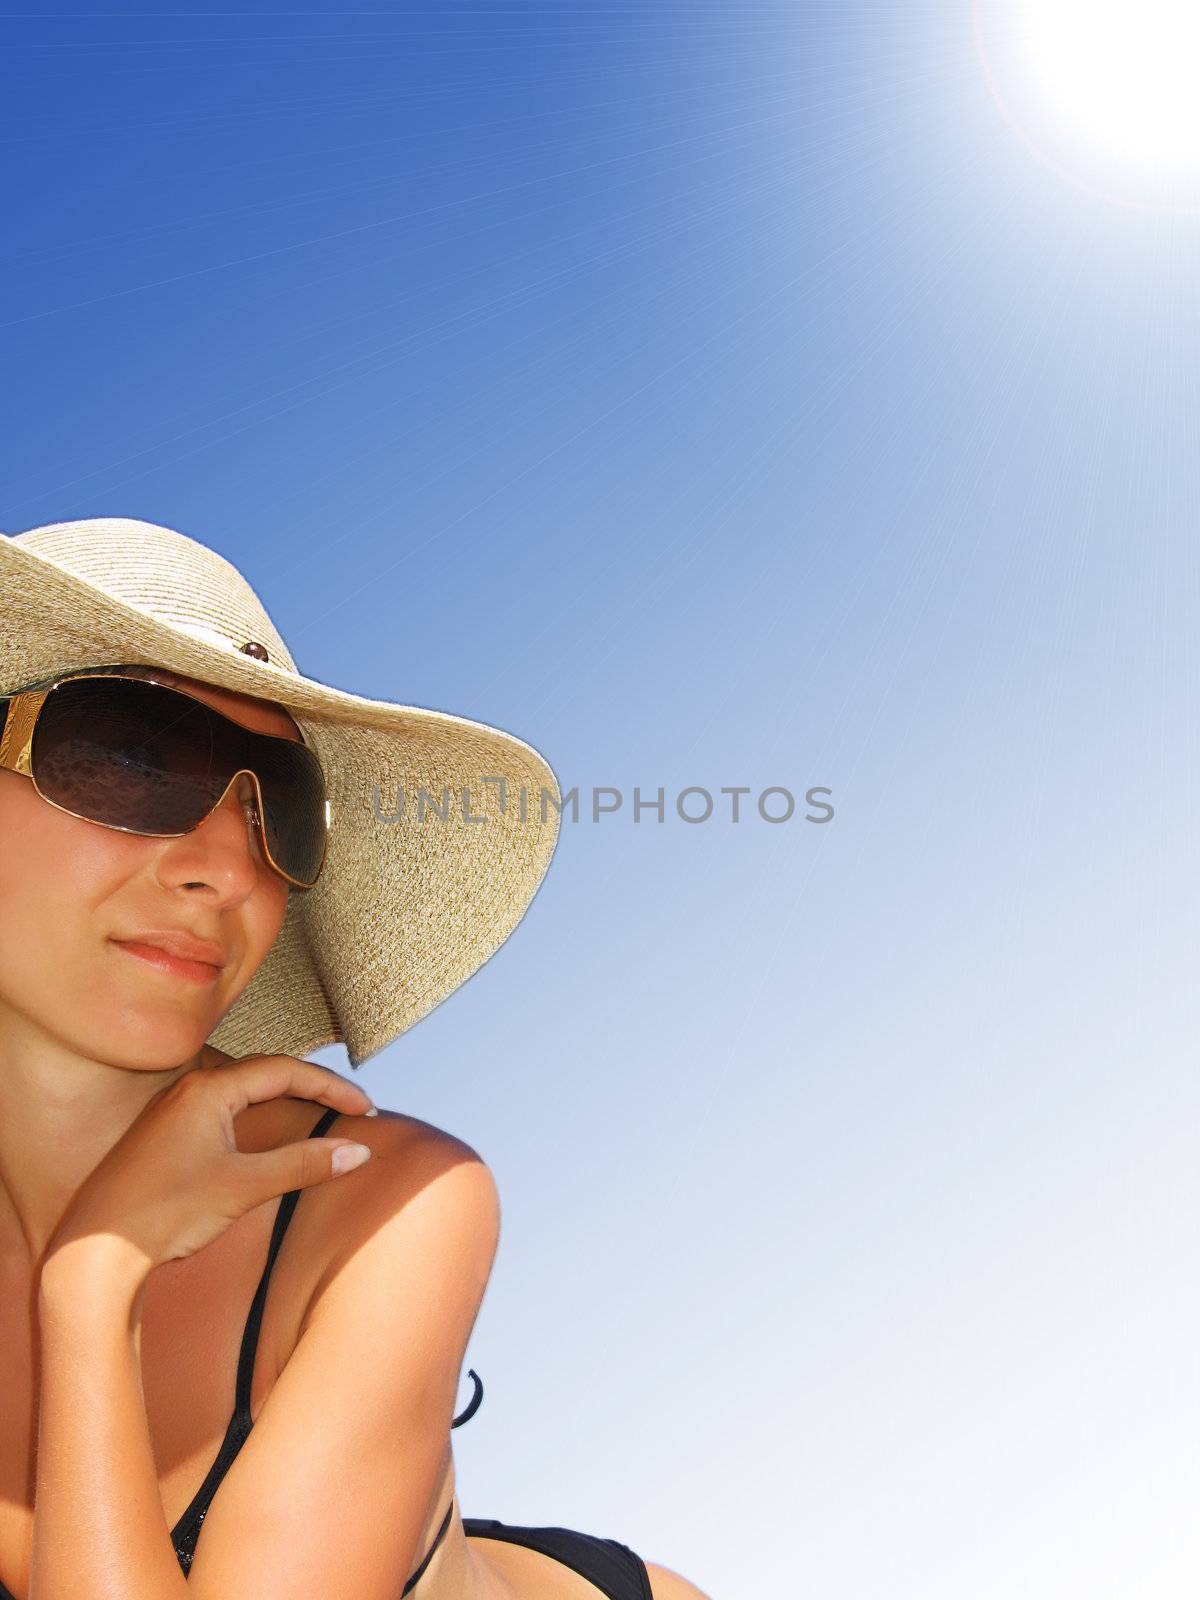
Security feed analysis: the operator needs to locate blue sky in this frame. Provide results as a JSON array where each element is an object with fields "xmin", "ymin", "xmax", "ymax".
[{"xmin": 3, "ymin": 5, "xmax": 1199, "ymax": 1597}]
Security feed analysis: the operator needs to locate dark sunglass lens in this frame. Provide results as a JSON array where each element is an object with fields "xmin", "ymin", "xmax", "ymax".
[
  {"xmin": 32, "ymin": 676, "xmax": 328, "ymax": 888},
  {"xmin": 250, "ymin": 738, "xmax": 328, "ymax": 887},
  {"xmin": 31, "ymin": 677, "xmax": 228, "ymax": 832},
  {"xmin": 199, "ymin": 699, "xmax": 327, "ymax": 887}
]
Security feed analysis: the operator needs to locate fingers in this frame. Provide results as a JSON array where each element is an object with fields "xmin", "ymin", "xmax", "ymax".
[
  {"xmin": 207, "ymin": 1054, "xmax": 377, "ymax": 1122},
  {"xmin": 241, "ymin": 1136, "xmax": 373, "ymax": 1200}
]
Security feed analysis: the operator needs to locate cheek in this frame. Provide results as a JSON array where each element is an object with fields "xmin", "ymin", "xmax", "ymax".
[
  {"xmin": 0, "ymin": 805, "xmax": 116, "ymax": 1032},
  {"xmin": 0, "ymin": 782, "xmax": 121, "ymax": 908},
  {"xmin": 2, "ymin": 795, "xmax": 147, "ymax": 907},
  {"xmin": 238, "ymin": 878, "xmax": 291, "ymax": 972},
  {"xmin": 0, "ymin": 800, "xmax": 178, "ymax": 1061}
]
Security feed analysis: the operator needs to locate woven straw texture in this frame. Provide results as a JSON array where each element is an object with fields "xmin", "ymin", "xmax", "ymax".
[{"xmin": 0, "ymin": 519, "xmax": 561, "ymax": 1069}]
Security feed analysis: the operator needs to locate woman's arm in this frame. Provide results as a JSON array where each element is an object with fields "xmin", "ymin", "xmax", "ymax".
[
  {"xmin": 31, "ymin": 1120, "xmax": 501, "ymax": 1600},
  {"xmin": 34, "ymin": 1237, "xmax": 188, "ymax": 1600}
]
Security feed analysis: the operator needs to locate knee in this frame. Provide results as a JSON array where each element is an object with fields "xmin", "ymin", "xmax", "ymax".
[{"xmin": 643, "ymin": 1559, "xmax": 713, "ymax": 1600}]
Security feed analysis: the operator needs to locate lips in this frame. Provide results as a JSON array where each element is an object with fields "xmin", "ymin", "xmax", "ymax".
[
  {"xmin": 114, "ymin": 929, "xmax": 227, "ymax": 967},
  {"xmin": 111, "ymin": 928, "xmax": 227, "ymax": 987},
  {"xmin": 112, "ymin": 940, "xmax": 224, "ymax": 985}
]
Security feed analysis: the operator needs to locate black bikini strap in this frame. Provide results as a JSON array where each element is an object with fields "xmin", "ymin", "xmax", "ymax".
[
  {"xmin": 397, "ymin": 1376, "xmax": 483, "ymax": 1590},
  {"xmin": 233, "ymin": 1104, "xmax": 342, "ymax": 1421},
  {"xmin": 402, "ymin": 1497, "xmax": 456, "ymax": 1595},
  {"xmin": 451, "ymin": 1368, "xmax": 483, "ymax": 1427}
]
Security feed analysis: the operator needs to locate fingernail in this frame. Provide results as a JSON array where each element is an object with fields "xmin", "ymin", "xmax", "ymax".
[
  {"xmin": 332, "ymin": 1142, "xmax": 372, "ymax": 1174},
  {"xmin": 363, "ymin": 1105, "xmax": 379, "ymax": 1117}
]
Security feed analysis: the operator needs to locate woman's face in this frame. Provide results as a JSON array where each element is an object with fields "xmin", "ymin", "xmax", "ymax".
[{"xmin": 0, "ymin": 666, "xmax": 303, "ymax": 1072}]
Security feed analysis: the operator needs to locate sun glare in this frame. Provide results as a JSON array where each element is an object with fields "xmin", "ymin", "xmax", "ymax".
[{"xmin": 1017, "ymin": 0, "xmax": 1200, "ymax": 168}]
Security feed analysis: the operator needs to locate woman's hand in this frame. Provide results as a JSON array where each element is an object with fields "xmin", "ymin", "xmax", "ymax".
[{"xmin": 44, "ymin": 1055, "xmax": 377, "ymax": 1278}]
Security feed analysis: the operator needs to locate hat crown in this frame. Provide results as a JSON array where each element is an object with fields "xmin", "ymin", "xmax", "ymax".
[{"xmin": 11, "ymin": 518, "xmax": 297, "ymax": 674}]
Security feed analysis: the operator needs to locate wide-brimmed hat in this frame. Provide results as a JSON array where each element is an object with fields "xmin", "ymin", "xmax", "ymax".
[{"xmin": 0, "ymin": 518, "xmax": 562, "ymax": 1069}]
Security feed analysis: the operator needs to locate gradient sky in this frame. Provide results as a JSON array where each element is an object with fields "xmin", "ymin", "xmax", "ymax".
[{"xmin": 3, "ymin": 5, "xmax": 1198, "ymax": 1597}]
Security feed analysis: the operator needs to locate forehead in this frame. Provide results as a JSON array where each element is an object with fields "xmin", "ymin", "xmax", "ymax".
[{"xmin": 124, "ymin": 667, "xmax": 303, "ymax": 741}]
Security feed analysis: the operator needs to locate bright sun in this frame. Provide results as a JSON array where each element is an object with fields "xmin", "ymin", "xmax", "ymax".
[{"xmin": 1017, "ymin": 0, "xmax": 1200, "ymax": 168}]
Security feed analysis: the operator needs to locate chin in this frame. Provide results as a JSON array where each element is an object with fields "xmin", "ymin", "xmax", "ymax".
[{"xmin": 91, "ymin": 1011, "xmax": 215, "ymax": 1073}]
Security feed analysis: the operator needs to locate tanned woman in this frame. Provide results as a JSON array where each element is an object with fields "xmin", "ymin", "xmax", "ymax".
[{"xmin": 0, "ymin": 518, "xmax": 709, "ymax": 1600}]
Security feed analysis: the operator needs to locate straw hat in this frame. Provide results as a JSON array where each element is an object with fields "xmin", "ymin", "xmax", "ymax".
[{"xmin": 0, "ymin": 518, "xmax": 562, "ymax": 1069}]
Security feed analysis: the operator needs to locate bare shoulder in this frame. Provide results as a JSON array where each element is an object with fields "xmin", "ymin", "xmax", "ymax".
[
  {"xmin": 285, "ymin": 1103, "xmax": 501, "ymax": 1335},
  {"xmin": 322, "ymin": 1104, "xmax": 497, "ymax": 1210},
  {"xmin": 231, "ymin": 1086, "xmax": 497, "ymax": 1226}
]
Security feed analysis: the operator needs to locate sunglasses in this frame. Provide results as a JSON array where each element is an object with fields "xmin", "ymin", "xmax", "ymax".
[{"xmin": 0, "ymin": 669, "xmax": 330, "ymax": 890}]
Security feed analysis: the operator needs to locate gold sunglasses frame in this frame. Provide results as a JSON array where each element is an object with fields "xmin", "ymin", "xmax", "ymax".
[{"xmin": 0, "ymin": 668, "xmax": 330, "ymax": 891}]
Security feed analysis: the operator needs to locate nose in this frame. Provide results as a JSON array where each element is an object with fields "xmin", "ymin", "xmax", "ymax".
[{"xmin": 159, "ymin": 772, "xmax": 268, "ymax": 891}]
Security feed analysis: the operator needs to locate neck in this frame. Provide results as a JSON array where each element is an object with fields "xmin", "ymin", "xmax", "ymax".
[{"xmin": 0, "ymin": 1025, "xmax": 220, "ymax": 1269}]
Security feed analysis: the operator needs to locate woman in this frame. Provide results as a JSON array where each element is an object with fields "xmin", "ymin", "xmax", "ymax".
[{"xmin": 0, "ymin": 519, "xmax": 709, "ymax": 1600}]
